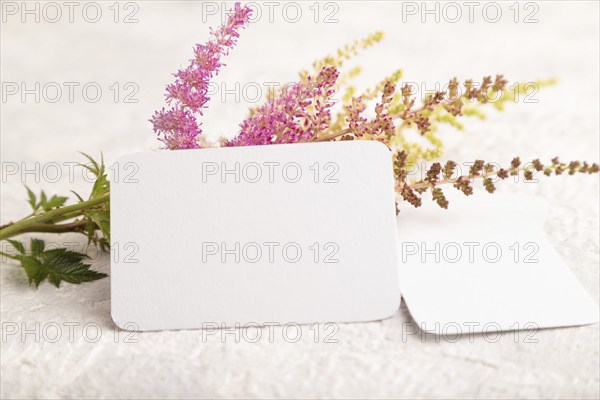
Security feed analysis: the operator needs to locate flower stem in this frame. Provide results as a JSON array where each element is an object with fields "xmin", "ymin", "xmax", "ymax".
[
  {"xmin": 0, "ymin": 194, "xmax": 110, "ymax": 241},
  {"xmin": 0, "ymin": 251, "xmax": 19, "ymax": 261},
  {"xmin": 402, "ymin": 163, "xmax": 566, "ymax": 192},
  {"xmin": 17, "ymin": 220, "xmax": 88, "ymax": 234},
  {"xmin": 311, "ymin": 106, "xmax": 427, "ymax": 142}
]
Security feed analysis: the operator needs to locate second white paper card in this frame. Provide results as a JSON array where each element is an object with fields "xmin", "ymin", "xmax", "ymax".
[{"xmin": 397, "ymin": 190, "xmax": 598, "ymax": 334}]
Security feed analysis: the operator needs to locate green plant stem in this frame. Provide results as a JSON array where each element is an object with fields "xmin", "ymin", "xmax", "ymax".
[
  {"xmin": 17, "ymin": 220, "xmax": 88, "ymax": 234},
  {"xmin": 0, "ymin": 251, "xmax": 19, "ymax": 261},
  {"xmin": 0, "ymin": 194, "xmax": 109, "ymax": 241},
  {"xmin": 45, "ymin": 210, "xmax": 88, "ymax": 224}
]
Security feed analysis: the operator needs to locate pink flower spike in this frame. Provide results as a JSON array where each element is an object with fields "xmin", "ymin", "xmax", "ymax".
[
  {"xmin": 229, "ymin": 66, "xmax": 341, "ymax": 147},
  {"xmin": 150, "ymin": 2, "xmax": 252, "ymax": 150}
]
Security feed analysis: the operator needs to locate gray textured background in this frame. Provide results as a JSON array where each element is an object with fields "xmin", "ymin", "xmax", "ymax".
[{"xmin": 1, "ymin": 1, "xmax": 599, "ymax": 398}]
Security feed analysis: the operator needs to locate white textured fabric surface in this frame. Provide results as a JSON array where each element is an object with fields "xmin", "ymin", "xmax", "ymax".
[{"xmin": 1, "ymin": 2, "xmax": 599, "ymax": 399}]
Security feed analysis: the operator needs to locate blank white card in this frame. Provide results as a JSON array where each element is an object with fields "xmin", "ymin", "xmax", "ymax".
[{"xmin": 111, "ymin": 141, "xmax": 401, "ymax": 331}]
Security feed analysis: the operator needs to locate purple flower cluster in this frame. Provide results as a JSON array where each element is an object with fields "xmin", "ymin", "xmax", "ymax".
[
  {"xmin": 150, "ymin": 2, "xmax": 252, "ymax": 150},
  {"xmin": 229, "ymin": 66, "xmax": 340, "ymax": 146}
]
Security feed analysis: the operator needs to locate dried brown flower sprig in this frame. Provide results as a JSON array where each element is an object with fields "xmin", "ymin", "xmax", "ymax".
[{"xmin": 395, "ymin": 154, "xmax": 599, "ymax": 210}]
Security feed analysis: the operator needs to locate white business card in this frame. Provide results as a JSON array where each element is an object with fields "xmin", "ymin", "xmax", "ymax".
[
  {"xmin": 397, "ymin": 190, "xmax": 599, "ymax": 334},
  {"xmin": 111, "ymin": 141, "xmax": 400, "ymax": 331}
]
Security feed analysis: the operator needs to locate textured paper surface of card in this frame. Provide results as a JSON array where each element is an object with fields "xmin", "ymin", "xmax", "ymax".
[{"xmin": 111, "ymin": 141, "xmax": 400, "ymax": 331}]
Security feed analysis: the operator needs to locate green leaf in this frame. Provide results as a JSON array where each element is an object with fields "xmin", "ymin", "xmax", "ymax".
[
  {"xmin": 30, "ymin": 238, "xmax": 45, "ymax": 255},
  {"xmin": 47, "ymin": 262, "xmax": 107, "ymax": 287},
  {"xmin": 40, "ymin": 191, "xmax": 47, "ymax": 207},
  {"xmin": 25, "ymin": 186, "xmax": 70, "ymax": 214},
  {"xmin": 85, "ymin": 218, "xmax": 96, "ymax": 244},
  {"xmin": 98, "ymin": 152, "xmax": 105, "ymax": 177},
  {"xmin": 79, "ymin": 152, "xmax": 101, "ymax": 177},
  {"xmin": 38, "ymin": 247, "xmax": 104, "ymax": 287},
  {"xmin": 40, "ymin": 248, "xmax": 88, "ymax": 265},
  {"xmin": 98, "ymin": 237, "xmax": 110, "ymax": 252},
  {"xmin": 42, "ymin": 194, "xmax": 68, "ymax": 211},
  {"xmin": 10, "ymin": 238, "xmax": 107, "ymax": 288},
  {"xmin": 79, "ymin": 152, "xmax": 109, "ymax": 201},
  {"xmin": 90, "ymin": 175, "xmax": 108, "ymax": 199},
  {"xmin": 89, "ymin": 210, "xmax": 110, "ymax": 241},
  {"xmin": 71, "ymin": 190, "xmax": 85, "ymax": 203},
  {"xmin": 18, "ymin": 255, "xmax": 49, "ymax": 288},
  {"xmin": 78, "ymin": 152, "xmax": 111, "ymax": 243},
  {"xmin": 7, "ymin": 239, "xmax": 25, "ymax": 255},
  {"xmin": 25, "ymin": 186, "xmax": 37, "ymax": 210},
  {"xmin": 47, "ymin": 273, "xmax": 61, "ymax": 288}
]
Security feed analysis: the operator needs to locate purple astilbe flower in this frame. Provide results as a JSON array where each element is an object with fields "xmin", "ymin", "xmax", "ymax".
[
  {"xmin": 150, "ymin": 2, "xmax": 252, "ymax": 150},
  {"xmin": 229, "ymin": 66, "xmax": 340, "ymax": 146}
]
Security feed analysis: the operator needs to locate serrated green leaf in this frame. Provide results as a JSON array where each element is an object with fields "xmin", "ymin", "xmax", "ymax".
[
  {"xmin": 98, "ymin": 152, "xmax": 105, "ymax": 177},
  {"xmin": 77, "ymin": 152, "xmax": 109, "ymax": 201},
  {"xmin": 81, "ymin": 164, "xmax": 98, "ymax": 177},
  {"xmin": 90, "ymin": 174, "xmax": 109, "ymax": 199},
  {"xmin": 98, "ymin": 237, "xmax": 110, "ymax": 252},
  {"xmin": 40, "ymin": 248, "xmax": 89, "ymax": 265},
  {"xmin": 85, "ymin": 218, "xmax": 96, "ymax": 244},
  {"xmin": 39, "ymin": 191, "xmax": 47, "ymax": 207},
  {"xmin": 33, "ymin": 268, "xmax": 49, "ymax": 288},
  {"xmin": 71, "ymin": 190, "xmax": 84, "ymax": 202},
  {"xmin": 19, "ymin": 256, "xmax": 44, "ymax": 288},
  {"xmin": 47, "ymin": 273, "xmax": 61, "ymax": 288},
  {"xmin": 89, "ymin": 210, "xmax": 110, "ymax": 241},
  {"xmin": 7, "ymin": 240, "xmax": 25, "ymax": 255},
  {"xmin": 30, "ymin": 238, "xmax": 45, "ymax": 255},
  {"xmin": 42, "ymin": 195, "xmax": 68, "ymax": 211},
  {"xmin": 79, "ymin": 152, "xmax": 100, "ymax": 177},
  {"xmin": 47, "ymin": 262, "xmax": 107, "ymax": 287},
  {"xmin": 25, "ymin": 186, "xmax": 37, "ymax": 210},
  {"xmin": 11, "ymin": 239, "xmax": 106, "ymax": 288}
]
